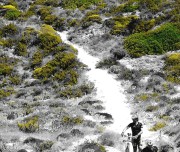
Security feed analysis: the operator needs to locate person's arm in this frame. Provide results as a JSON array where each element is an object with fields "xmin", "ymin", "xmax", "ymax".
[
  {"xmin": 133, "ymin": 123, "xmax": 143, "ymax": 139},
  {"xmin": 133, "ymin": 130, "xmax": 143, "ymax": 139},
  {"xmin": 121, "ymin": 125, "xmax": 130, "ymax": 136}
]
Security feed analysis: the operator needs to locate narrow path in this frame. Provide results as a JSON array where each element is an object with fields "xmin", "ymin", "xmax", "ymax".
[{"xmin": 59, "ymin": 31, "xmax": 131, "ymax": 132}]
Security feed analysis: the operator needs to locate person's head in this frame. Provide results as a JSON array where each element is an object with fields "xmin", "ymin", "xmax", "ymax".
[
  {"xmin": 146, "ymin": 140, "xmax": 153, "ymax": 147},
  {"xmin": 131, "ymin": 114, "xmax": 138, "ymax": 122}
]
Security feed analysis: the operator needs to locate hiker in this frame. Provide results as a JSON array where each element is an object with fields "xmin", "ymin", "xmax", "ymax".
[
  {"xmin": 142, "ymin": 140, "xmax": 158, "ymax": 152},
  {"xmin": 121, "ymin": 114, "xmax": 143, "ymax": 152}
]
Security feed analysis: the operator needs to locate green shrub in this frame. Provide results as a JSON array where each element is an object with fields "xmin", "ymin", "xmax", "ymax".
[
  {"xmin": 31, "ymin": 51, "xmax": 43, "ymax": 68},
  {"xmin": 39, "ymin": 141, "xmax": 54, "ymax": 152},
  {"xmin": 54, "ymin": 52, "xmax": 76, "ymax": 69},
  {"xmin": 38, "ymin": 33, "xmax": 61, "ymax": 50},
  {"xmin": 38, "ymin": 25, "xmax": 62, "ymax": 51},
  {"xmin": 17, "ymin": 116, "xmax": 39, "ymax": 133},
  {"xmin": 2, "ymin": 5, "xmax": 17, "ymax": 10},
  {"xmin": 135, "ymin": 93, "xmax": 149, "ymax": 101},
  {"xmin": 22, "ymin": 27, "xmax": 39, "ymax": 46},
  {"xmin": 33, "ymin": 64, "xmax": 55, "ymax": 80},
  {"xmin": 37, "ymin": 6, "xmax": 52, "ymax": 21},
  {"xmin": 146, "ymin": 105, "xmax": 158, "ymax": 112},
  {"xmin": 139, "ymin": 0, "xmax": 162, "ymax": 13},
  {"xmin": 54, "ymin": 69, "xmax": 78, "ymax": 85},
  {"xmin": 0, "ymin": 38, "xmax": 14, "ymax": 48},
  {"xmin": 62, "ymin": 116, "xmax": 83, "ymax": 125},
  {"xmin": 53, "ymin": 18, "xmax": 66, "ymax": 30},
  {"xmin": 0, "ymin": 88, "xmax": 14, "ymax": 99},
  {"xmin": 35, "ymin": 0, "xmax": 59, "ymax": 6},
  {"xmin": 149, "ymin": 122, "xmax": 166, "ymax": 131},
  {"xmin": 44, "ymin": 14, "xmax": 57, "ymax": 25},
  {"xmin": 14, "ymin": 42, "xmax": 27, "ymax": 56},
  {"xmin": 124, "ymin": 23, "xmax": 180, "ymax": 57},
  {"xmin": 0, "ymin": 63, "xmax": 13, "ymax": 75},
  {"xmin": 5, "ymin": 0, "xmax": 18, "ymax": 8},
  {"xmin": 81, "ymin": 13, "xmax": 102, "ymax": 28},
  {"xmin": 9, "ymin": 76, "xmax": 21, "ymax": 85},
  {"xmin": 78, "ymin": 141, "xmax": 106, "ymax": 152},
  {"xmin": 59, "ymin": 87, "xmax": 83, "ymax": 98},
  {"xmin": 110, "ymin": 15, "xmax": 138, "ymax": 35},
  {"xmin": 96, "ymin": 58, "xmax": 118, "ymax": 69},
  {"xmin": 4, "ymin": 9, "xmax": 21, "ymax": 20},
  {"xmin": 1, "ymin": 23, "xmax": 18, "ymax": 37},
  {"xmin": 164, "ymin": 53, "xmax": 180, "ymax": 84},
  {"xmin": 68, "ymin": 19, "xmax": 80, "ymax": 27},
  {"xmin": 133, "ymin": 19, "xmax": 155, "ymax": 33},
  {"xmin": 61, "ymin": 0, "xmax": 102, "ymax": 9}
]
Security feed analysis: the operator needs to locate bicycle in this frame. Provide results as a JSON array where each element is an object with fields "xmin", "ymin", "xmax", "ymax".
[{"xmin": 122, "ymin": 133, "xmax": 133, "ymax": 152}]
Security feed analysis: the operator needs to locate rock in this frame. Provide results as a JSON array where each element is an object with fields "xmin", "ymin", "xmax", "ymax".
[
  {"xmin": 111, "ymin": 48, "xmax": 126, "ymax": 60},
  {"xmin": 16, "ymin": 89, "xmax": 27, "ymax": 98},
  {"xmin": 70, "ymin": 129, "xmax": 84, "ymax": 136},
  {"xmin": 7, "ymin": 112, "xmax": 18, "ymax": 120},
  {"xmin": 23, "ymin": 137, "xmax": 43, "ymax": 145},
  {"xmin": 95, "ymin": 112, "xmax": 113, "ymax": 120},
  {"xmin": 56, "ymin": 133, "xmax": 71, "ymax": 141},
  {"xmin": 78, "ymin": 142, "xmax": 105, "ymax": 152}
]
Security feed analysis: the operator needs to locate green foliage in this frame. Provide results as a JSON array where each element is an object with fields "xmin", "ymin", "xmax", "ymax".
[
  {"xmin": 59, "ymin": 87, "xmax": 83, "ymax": 98},
  {"xmin": 1, "ymin": 23, "xmax": 18, "ymax": 37},
  {"xmin": 149, "ymin": 122, "xmax": 166, "ymax": 131},
  {"xmin": 17, "ymin": 116, "xmax": 39, "ymax": 133},
  {"xmin": 33, "ymin": 64, "xmax": 55, "ymax": 80},
  {"xmin": 164, "ymin": 53, "xmax": 180, "ymax": 84},
  {"xmin": 2, "ymin": 5, "xmax": 17, "ymax": 10},
  {"xmin": 68, "ymin": 19, "xmax": 80, "ymax": 27},
  {"xmin": 5, "ymin": 0, "xmax": 18, "ymax": 8},
  {"xmin": 38, "ymin": 25, "xmax": 62, "ymax": 51},
  {"xmin": 0, "ymin": 88, "xmax": 14, "ymax": 99},
  {"xmin": 124, "ymin": 23, "xmax": 180, "ymax": 57},
  {"xmin": 4, "ymin": 9, "xmax": 21, "ymax": 20},
  {"xmin": 54, "ymin": 69, "xmax": 78, "ymax": 85},
  {"xmin": 81, "ymin": 12, "xmax": 102, "ymax": 28},
  {"xmin": 37, "ymin": 6, "xmax": 52, "ymax": 21},
  {"xmin": 59, "ymin": 83, "xmax": 94, "ymax": 98},
  {"xmin": 44, "ymin": 14, "xmax": 57, "ymax": 25},
  {"xmin": 14, "ymin": 42, "xmax": 27, "ymax": 56},
  {"xmin": 0, "ymin": 38, "xmax": 14, "ymax": 48},
  {"xmin": 0, "ymin": 63, "xmax": 13, "ymax": 75},
  {"xmin": 62, "ymin": 116, "xmax": 83, "ymax": 125},
  {"xmin": 61, "ymin": 0, "xmax": 103, "ymax": 9},
  {"xmin": 133, "ymin": 19, "xmax": 155, "ymax": 33},
  {"xmin": 54, "ymin": 52, "xmax": 76, "ymax": 69},
  {"xmin": 31, "ymin": 51, "xmax": 43, "ymax": 68},
  {"xmin": 110, "ymin": 15, "xmax": 138, "ymax": 35},
  {"xmin": 78, "ymin": 141, "xmax": 106, "ymax": 152},
  {"xmin": 139, "ymin": 0, "xmax": 163, "ymax": 13},
  {"xmin": 35, "ymin": 0, "xmax": 59, "ymax": 7},
  {"xmin": 135, "ymin": 93, "xmax": 149, "ymax": 101},
  {"xmin": 39, "ymin": 141, "xmax": 54, "ymax": 152},
  {"xmin": 135, "ymin": 92, "xmax": 159, "ymax": 102},
  {"xmin": 146, "ymin": 105, "xmax": 158, "ymax": 112},
  {"xmin": 21, "ymin": 27, "xmax": 39, "ymax": 46},
  {"xmin": 9, "ymin": 75, "xmax": 21, "ymax": 85},
  {"xmin": 96, "ymin": 58, "xmax": 118, "ymax": 69}
]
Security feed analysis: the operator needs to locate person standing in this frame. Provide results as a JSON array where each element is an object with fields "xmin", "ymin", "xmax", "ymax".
[{"xmin": 121, "ymin": 114, "xmax": 143, "ymax": 152}]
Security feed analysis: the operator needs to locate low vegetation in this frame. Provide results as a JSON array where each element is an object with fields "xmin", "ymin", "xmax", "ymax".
[
  {"xmin": 164, "ymin": 53, "xmax": 180, "ymax": 84},
  {"xmin": 124, "ymin": 23, "xmax": 180, "ymax": 57},
  {"xmin": 17, "ymin": 116, "xmax": 39, "ymax": 133}
]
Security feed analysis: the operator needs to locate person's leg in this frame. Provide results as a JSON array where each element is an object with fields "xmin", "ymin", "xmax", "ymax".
[
  {"xmin": 133, "ymin": 145, "xmax": 137, "ymax": 152},
  {"xmin": 132, "ymin": 140, "xmax": 137, "ymax": 152}
]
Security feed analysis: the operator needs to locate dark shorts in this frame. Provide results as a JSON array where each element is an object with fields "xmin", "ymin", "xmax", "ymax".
[{"xmin": 132, "ymin": 137, "xmax": 141, "ymax": 146}]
